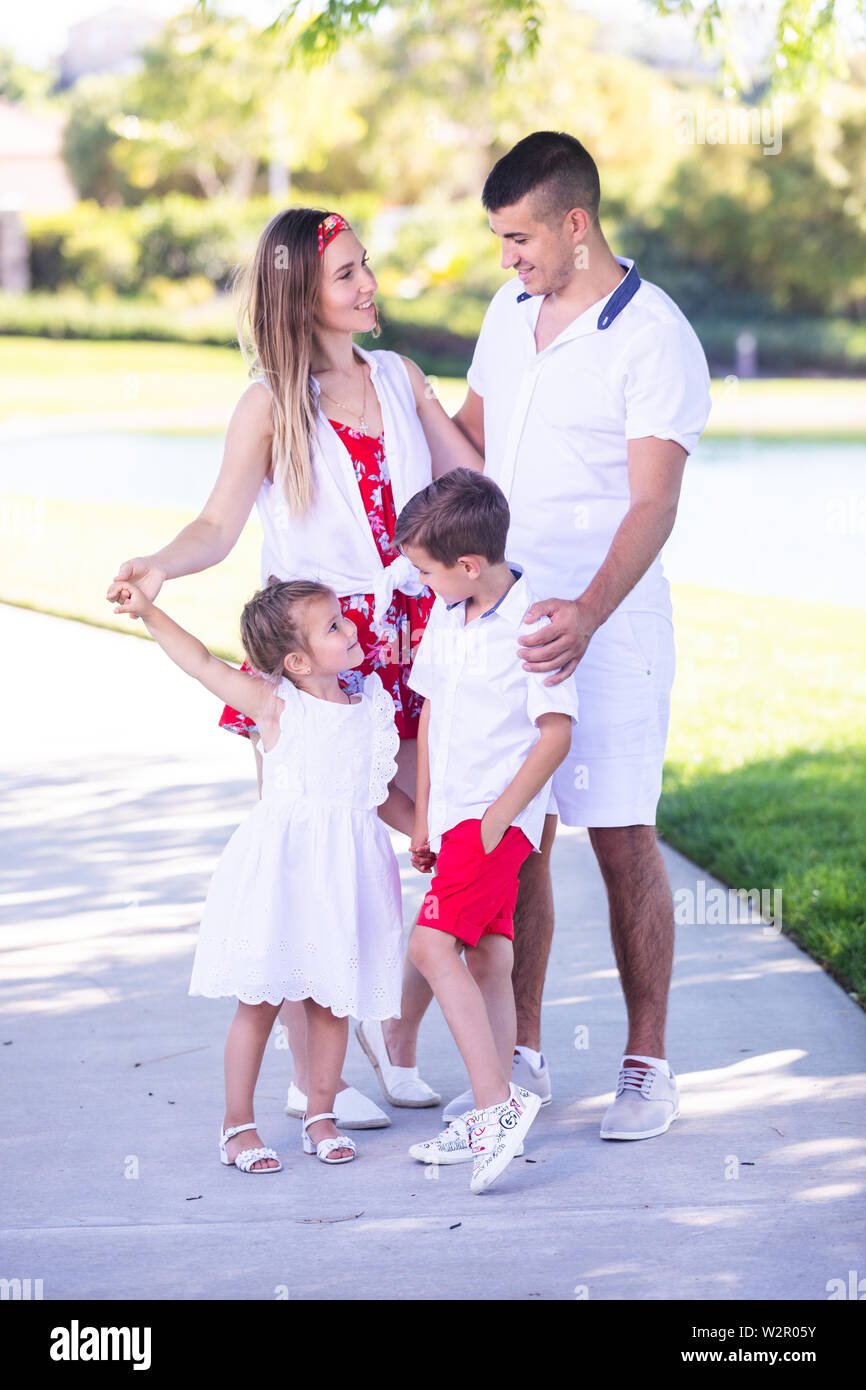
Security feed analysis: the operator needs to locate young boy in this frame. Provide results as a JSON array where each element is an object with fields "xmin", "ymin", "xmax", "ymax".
[{"xmin": 395, "ymin": 468, "xmax": 579, "ymax": 1193}]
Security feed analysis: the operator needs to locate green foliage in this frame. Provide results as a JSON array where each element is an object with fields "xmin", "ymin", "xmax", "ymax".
[
  {"xmin": 234, "ymin": 0, "xmax": 544, "ymax": 76},
  {"xmin": 617, "ymin": 93, "xmax": 866, "ymax": 319},
  {"xmin": 5, "ymin": 283, "xmax": 866, "ymax": 377},
  {"xmin": 61, "ymin": 6, "xmax": 368, "ymax": 205},
  {"xmin": 0, "ymin": 289, "xmax": 238, "ymax": 345},
  {"xmin": 654, "ymin": 0, "xmax": 857, "ymax": 95},
  {"xmin": 27, "ymin": 204, "xmax": 140, "ymax": 295},
  {"xmin": 9, "ymin": 0, "xmax": 866, "ymax": 370},
  {"xmin": 0, "ymin": 46, "xmax": 52, "ymax": 103},
  {"xmin": 61, "ymin": 74, "xmax": 141, "ymax": 205},
  {"xmin": 22, "ymin": 192, "xmax": 384, "ymax": 299},
  {"xmin": 195, "ymin": 0, "xmax": 864, "ymax": 94}
]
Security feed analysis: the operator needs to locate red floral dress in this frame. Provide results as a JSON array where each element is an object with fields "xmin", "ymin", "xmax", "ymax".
[{"xmin": 218, "ymin": 421, "xmax": 434, "ymax": 741}]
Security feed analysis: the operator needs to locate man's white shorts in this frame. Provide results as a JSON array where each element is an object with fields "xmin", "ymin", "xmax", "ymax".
[{"xmin": 547, "ymin": 608, "xmax": 676, "ymax": 828}]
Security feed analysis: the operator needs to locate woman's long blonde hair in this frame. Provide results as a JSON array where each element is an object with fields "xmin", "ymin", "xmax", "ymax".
[{"xmin": 234, "ymin": 207, "xmax": 335, "ymax": 516}]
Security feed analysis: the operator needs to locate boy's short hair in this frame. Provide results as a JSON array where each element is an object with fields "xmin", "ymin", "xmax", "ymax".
[
  {"xmin": 482, "ymin": 130, "xmax": 601, "ymax": 228},
  {"xmin": 394, "ymin": 468, "xmax": 510, "ymax": 566}
]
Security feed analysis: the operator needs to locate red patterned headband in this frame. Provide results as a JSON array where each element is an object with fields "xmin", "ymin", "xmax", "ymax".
[{"xmin": 317, "ymin": 213, "xmax": 351, "ymax": 257}]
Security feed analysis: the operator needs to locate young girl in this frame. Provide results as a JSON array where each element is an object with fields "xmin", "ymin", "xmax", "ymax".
[{"xmin": 113, "ymin": 574, "xmax": 423, "ymax": 1169}]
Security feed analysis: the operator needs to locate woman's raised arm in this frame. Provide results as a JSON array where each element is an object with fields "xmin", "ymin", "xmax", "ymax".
[
  {"xmin": 399, "ymin": 355, "xmax": 484, "ymax": 480},
  {"xmin": 106, "ymin": 381, "xmax": 274, "ymax": 611}
]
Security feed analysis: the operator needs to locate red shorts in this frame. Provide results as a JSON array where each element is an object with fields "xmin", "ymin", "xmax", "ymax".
[{"xmin": 415, "ymin": 818, "xmax": 534, "ymax": 948}]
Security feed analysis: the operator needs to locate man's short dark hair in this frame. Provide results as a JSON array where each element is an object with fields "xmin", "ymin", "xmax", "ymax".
[
  {"xmin": 394, "ymin": 468, "xmax": 510, "ymax": 566},
  {"xmin": 482, "ymin": 130, "xmax": 601, "ymax": 227}
]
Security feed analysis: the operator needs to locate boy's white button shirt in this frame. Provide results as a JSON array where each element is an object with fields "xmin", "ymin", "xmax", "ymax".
[
  {"xmin": 466, "ymin": 258, "xmax": 712, "ymax": 617},
  {"xmin": 407, "ymin": 566, "xmax": 579, "ymax": 854}
]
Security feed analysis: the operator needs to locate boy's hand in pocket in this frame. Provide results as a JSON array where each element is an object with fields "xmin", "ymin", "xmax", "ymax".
[{"xmin": 480, "ymin": 808, "xmax": 508, "ymax": 855}]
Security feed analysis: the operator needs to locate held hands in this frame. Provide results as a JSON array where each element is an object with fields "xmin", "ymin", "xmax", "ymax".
[
  {"xmin": 410, "ymin": 822, "xmax": 437, "ymax": 874},
  {"xmin": 110, "ymin": 580, "xmax": 155, "ymax": 623},
  {"xmin": 106, "ymin": 558, "xmax": 165, "ymax": 617},
  {"xmin": 517, "ymin": 597, "xmax": 597, "ymax": 685}
]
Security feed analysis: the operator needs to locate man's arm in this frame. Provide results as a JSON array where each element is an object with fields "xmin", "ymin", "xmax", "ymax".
[
  {"xmin": 517, "ymin": 435, "xmax": 687, "ymax": 684},
  {"xmin": 400, "ymin": 358, "xmax": 484, "ymax": 476},
  {"xmin": 577, "ymin": 435, "xmax": 686, "ymax": 629},
  {"xmin": 451, "ymin": 386, "xmax": 485, "ymax": 459}
]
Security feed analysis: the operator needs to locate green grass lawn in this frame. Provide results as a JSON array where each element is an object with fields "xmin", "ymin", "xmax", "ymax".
[
  {"xmin": 0, "ymin": 337, "xmax": 248, "ymax": 427},
  {"xmin": 660, "ymin": 585, "xmax": 865, "ymax": 1002},
  {"xmin": 2, "ymin": 337, "xmax": 866, "ymax": 437},
  {"xmin": 2, "ymin": 490, "xmax": 863, "ymax": 1002}
]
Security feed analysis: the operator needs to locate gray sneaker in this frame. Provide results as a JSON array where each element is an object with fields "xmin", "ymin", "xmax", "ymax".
[
  {"xmin": 443, "ymin": 1050, "xmax": 552, "ymax": 1121},
  {"xmin": 600, "ymin": 1063, "xmax": 680, "ymax": 1140}
]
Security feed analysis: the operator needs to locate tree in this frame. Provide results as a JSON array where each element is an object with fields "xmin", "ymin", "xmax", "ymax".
[
  {"xmin": 0, "ymin": 47, "xmax": 53, "ymax": 104},
  {"xmin": 195, "ymin": 0, "xmax": 866, "ymax": 94},
  {"xmin": 108, "ymin": 8, "xmax": 365, "ymax": 200},
  {"xmin": 62, "ymin": 74, "xmax": 141, "ymax": 205}
]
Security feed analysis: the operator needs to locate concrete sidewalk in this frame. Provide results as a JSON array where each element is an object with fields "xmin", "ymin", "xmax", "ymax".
[{"xmin": 1, "ymin": 601, "xmax": 864, "ymax": 1301}]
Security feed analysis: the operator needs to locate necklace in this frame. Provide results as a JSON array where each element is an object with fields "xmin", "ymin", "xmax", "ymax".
[{"xmin": 318, "ymin": 362, "xmax": 369, "ymax": 434}]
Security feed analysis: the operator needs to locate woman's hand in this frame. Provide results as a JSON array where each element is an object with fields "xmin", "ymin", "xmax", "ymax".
[
  {"xmin": 111, "ymin": 580, "xmax": 155, "ymax": 623},
  {"xmin": 107, "ymin": 557, "xmax": 166, "ymax": 614},
  {"xmin": 480, "ymin": 807, "xmax": 508, "ymax": 855}
]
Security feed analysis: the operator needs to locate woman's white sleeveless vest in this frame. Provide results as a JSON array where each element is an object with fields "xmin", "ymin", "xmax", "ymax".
[{"xmin": 255, "ymin": 346, "xmax": 432, "ymax": 625}]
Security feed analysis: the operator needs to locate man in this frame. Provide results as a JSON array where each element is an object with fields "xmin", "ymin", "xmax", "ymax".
[{"xmin": 443, "ymin": 130, "xmax": 712, "ymax": 1139}]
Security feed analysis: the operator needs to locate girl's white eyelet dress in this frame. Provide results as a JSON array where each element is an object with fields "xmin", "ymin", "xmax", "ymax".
[{"xmin": 189, "ymin": 670, "xmax": 404, "ymax": 1019}]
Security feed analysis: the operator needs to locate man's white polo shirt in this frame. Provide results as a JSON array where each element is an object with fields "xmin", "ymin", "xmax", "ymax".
[
  {"xmin": 407, "ymin": 565, "xmax": 579, "ymax": 854},
  {"xmin": 466, "ymin": 258, "xmax": 712, "ymax": 617}
]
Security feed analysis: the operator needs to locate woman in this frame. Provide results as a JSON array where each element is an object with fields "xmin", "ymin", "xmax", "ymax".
[{"xmin": 106, "ymin": 207, "xmax": 482, "ymax": 1148}]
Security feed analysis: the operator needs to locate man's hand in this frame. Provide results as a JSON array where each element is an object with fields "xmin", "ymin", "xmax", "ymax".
[
  {"xmin": 107, "ymin": 557, "xmax": 166, "ymax": 613},
  {"xmin": 517, "ymin": 598, "xmax": 598, "ymax": 686}
]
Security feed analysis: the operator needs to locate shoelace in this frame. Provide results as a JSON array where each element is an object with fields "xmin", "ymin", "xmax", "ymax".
[{"xmin": 617, "ymin": 1065, "xmax": 655, "ymax": 1097}]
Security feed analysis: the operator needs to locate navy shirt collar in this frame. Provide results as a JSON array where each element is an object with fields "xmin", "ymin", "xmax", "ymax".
[
  {"xmin": 597, "ymin": 259, "xmax": 641, "ymax": 329},
  {"xmin": 516, "ymin": 257, "xmax": 641, "ymax": 331},
  {"xmin": 445, "ymin": 564, "xmax": 524, "ymax": 617}
]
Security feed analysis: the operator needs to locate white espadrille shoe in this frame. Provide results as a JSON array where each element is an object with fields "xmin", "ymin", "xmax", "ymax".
[
  {"xmin": 286, "ymin": 1080, "xmax": 390, "ymax": 1129},
  {"xmin": 355, "ymin": 1020, "xmax": 440, "ymax": 1108}
]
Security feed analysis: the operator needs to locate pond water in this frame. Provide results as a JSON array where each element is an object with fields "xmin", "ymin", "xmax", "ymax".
[{"xmin": 2, "ymin": 432, "xmax": 864, "ymax": 610}]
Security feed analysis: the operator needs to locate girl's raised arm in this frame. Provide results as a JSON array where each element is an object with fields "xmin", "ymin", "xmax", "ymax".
[
  {"xmin": 114, "ymin": 584, "xmax": 280, "ymax": 732},
  {"xmin": 106, "ymin": 382, "xmax": 275, "ymax": 608}
]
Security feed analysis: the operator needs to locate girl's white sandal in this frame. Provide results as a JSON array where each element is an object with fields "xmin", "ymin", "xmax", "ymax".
[
  {"xmin": 302, "ymin": 1111, "xmax": 357, "ymax": 1164},
  {"xmin": 219, "ymin": 1122, "xmax": 281, "ymax": 1173}
]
